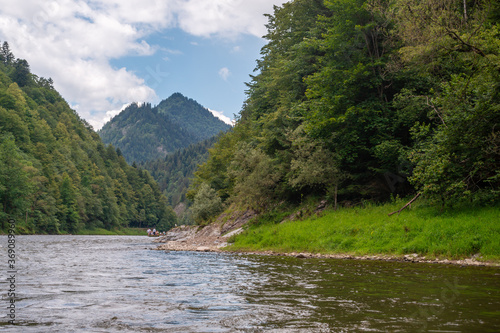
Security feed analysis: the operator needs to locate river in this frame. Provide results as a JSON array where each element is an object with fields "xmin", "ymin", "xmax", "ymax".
[{"xmin": 0, "ymin": 235, "xmax": 499, "ymax": 332}]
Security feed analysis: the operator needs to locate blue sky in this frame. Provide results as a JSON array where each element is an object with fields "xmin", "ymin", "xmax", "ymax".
[{"xmin": 0, "ymin": 0, "xmax": 288, "ymax": 129}]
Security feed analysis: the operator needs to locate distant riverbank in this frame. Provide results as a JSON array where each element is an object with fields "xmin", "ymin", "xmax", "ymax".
[
  {"xmin": 1, "ymin": 227, "xmax": 147, "ymax": 236},
  {"xmin": 76, "ymin": 227, "xmax": 146, "ymax": 236},
  {"xmin": 155, "ymin": 200, "xmax": 500, "ymax": 266}
]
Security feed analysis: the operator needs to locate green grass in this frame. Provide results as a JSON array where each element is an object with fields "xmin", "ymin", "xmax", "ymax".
[{"xmin": 226, "ymin": 200, "xmax": 500, "ymax": 261}]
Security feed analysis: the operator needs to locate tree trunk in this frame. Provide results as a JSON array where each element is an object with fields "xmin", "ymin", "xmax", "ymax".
[
  {"xmin": 463, "ymin": 0, "xmax": 468, "ymax": 22},
  {"xmin": 388, "ymin": 193, "xmax": 421, "ymax": 216},
  {"xmin": 334, "ymin": 184, "xmax": 338, "ymax": 210}
]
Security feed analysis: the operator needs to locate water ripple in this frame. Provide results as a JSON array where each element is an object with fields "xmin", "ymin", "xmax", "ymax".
[{"xmin": 0, "ymin": 235, "xmax": 499, "ymax": 332}]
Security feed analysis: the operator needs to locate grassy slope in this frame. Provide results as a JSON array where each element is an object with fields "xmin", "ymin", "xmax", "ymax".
[{"xmin": 227, "ymin": 200, "xmax": 500, "ymax": 261}]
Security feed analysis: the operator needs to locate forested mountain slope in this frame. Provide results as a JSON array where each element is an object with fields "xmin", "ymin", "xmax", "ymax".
[
  {"xmin": 187, "ymin": 0, "xmax": 500, "ymax": 223},
  {"xmin": 0, "ymin": 42, "xmax": 176, "ymax": 234},
  {"xmin": 141, "ymin": 135, "xmax": 218, "ymax": 207},
  {"xmin": 99, "ymin": 93, "xmax": 231, "ymax": 163}
]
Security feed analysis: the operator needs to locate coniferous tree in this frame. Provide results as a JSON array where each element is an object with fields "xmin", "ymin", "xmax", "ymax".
[
  {"xmin": 1, "ymin": 41, "xmax": 14, "ymax": 65},
  {"xmin": 11, "ymin": 59, "xmax": 31, "ymax": 87}
]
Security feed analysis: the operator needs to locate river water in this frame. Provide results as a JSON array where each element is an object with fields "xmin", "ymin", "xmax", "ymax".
[{"xmin": 0, "ymin": 235, "xmax": 499, "ymax": 332}]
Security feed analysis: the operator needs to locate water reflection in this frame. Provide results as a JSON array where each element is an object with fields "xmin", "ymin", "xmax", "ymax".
[
  {"xmin": 238, "ymin": 256, "xmax": 500, "ymax": 332},
  {"xmin": 0, "ymin": 236, "xmax": 498, "ymax": 332}
]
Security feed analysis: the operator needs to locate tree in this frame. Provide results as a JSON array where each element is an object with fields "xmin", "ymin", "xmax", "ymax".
[
  {"xmin": 191, "ymin": 183, "xmax": 223, "ymax": 223},
  {"xmin": 156, "ymin": 196, "xmax": 177, "ymax": 231},
  {"xmin": 11, "ymin": 59, "xmax": 31, "ymax": 87},
  {"xmin": 58, "ymin": 173, "xmax": 80, "ymax": 233},
  {"xmin": 288, "ymin": 126, "xmax": 347, "ymax": 207},
  {"xmin": 1, "ymin": 42, "xmax": 14, "ymax": 65},
  {"xmin": 0, "ymin": 43, "xmax": 178, "ymax": 234},
  {"xmin": 228, "ymin": 142, "xmax": 283, "ymax": 209}
]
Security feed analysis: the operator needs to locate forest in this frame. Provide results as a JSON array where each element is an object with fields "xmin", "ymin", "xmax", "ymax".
[
  {"xmin": 0, "ymin": 42, "xmax": 177, "ymax": 234},
  {"xmin": 141, "ymin": 136, "xmax": 218, "ymax": 206},
  {"xmin": 188, "ymin": 0, "xmax": 500, "ymax": 222}
]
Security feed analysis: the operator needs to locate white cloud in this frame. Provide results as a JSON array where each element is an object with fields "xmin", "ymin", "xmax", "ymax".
[
  {"xmin": 176, "ymin": 0, "xmax": 288, "ymax": 38},
  {"xmin": 218, "ymin": 67, "xmax": 231, "ymax": 81},
  {"xmin": 0, "ymin": 0, "xmax": 288, "ymax": 129},
  {"xmin": 208, "ymin": 108, "xmax": 233, "ymax": 126}
]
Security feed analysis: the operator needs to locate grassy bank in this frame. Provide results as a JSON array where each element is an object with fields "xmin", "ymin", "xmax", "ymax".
[{"xmin": 226, "ymin": 200, "xmax": 500, "ymax": 262}]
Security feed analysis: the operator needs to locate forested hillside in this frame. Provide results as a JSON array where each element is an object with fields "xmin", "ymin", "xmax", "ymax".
[
  {"xmin": 188, "ymin": 0, "xmax": 500, "ymax": 221},
  {"xmin": 99, "ymin": 93, "xmax": 231, "ymax": 163},
  {"xmin": 0, "ymin": 42, "xmax": 176, "ymax": 234},
  {"xmin": 141, "ymin": 136, "xmax": 218, "ymax": 206}
]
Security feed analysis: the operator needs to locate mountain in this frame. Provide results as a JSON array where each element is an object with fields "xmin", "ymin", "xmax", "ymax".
[
  {"xmin": 0, "ymin": 41, "xmax": 177, "ymax": 234},
  {"xmin": 99, "ymin": 93, "xmax": 231, "ymax": 163}
]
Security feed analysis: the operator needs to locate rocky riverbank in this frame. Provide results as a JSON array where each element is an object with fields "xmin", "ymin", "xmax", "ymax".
[{"xmin": 153, "ymin": 209, "xmax": 257, "ymax": 252}]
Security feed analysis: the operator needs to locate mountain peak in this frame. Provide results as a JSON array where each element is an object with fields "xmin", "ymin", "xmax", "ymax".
[
  {"xmin": 161, "ymin": 93, "xmax": 233, "ymax": 125},
  {"xmin": 99, "ymin": 94, "xmax": 231, "ymax": 163}
]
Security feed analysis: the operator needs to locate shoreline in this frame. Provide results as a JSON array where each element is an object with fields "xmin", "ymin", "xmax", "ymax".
[
  {"xmin": 224, "ymin": 249, "xmax": 500, "ymax": 267},
  {"xmin": 152, "ymin": 207, "xmax": 500, "ymax": 268},
  {"xmin": 154, "ymin": 241, "xmax": 500, "ymax": 267}
]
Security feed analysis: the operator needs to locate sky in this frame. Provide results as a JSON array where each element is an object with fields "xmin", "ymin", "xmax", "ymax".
[{"xmin": 0, "ymin": 0, "xmax": 289, "ymax": 129}]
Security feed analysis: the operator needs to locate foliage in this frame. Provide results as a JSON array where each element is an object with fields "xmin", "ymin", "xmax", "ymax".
[
  {"xmin": 0, "ymin": 43, "xmax": 177, "ymax": 234},
  {"xmin": 188, "ymin": 0, "xmax": 499, "ymax": 223},
  {"xmin": 0, "ymin": 133, "xmax": 32, "ymax": 225},
  {"xmin": 99, "ymin": 93, "xmax": 231, "ymax": 163},
  {"xmin": 190, "ymin": 183, "xmax": 223, "ymax": 223},
  {"xmin": 75, "ymin": 227, "xmax": 147, "ymax": 235},
  {"xmin": 394, "ymin": 0, "xmax": 500, "ymax": 205},
  {"xmin": 228, "ymin": 142, "xmax": 282, "ymax": 210}
]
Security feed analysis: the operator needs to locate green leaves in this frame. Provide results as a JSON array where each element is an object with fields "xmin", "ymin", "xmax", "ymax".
[
  {"xmin": 288, "ymin": 126, "xmax": 343, "ymax": 191},
  {"xmin": 0, "ymin": 133, "xmax": 33, "ymax": 221},
  {"xmin": 228, "ymin": 143, "xmax": 283, "ymax": 210},
  {"xmin": 191, "ymin": 183, "xmax": 223, "ymax": 223}
]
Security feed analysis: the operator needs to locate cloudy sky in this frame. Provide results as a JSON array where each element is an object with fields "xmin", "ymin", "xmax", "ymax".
[{"xmin": 0, "ymin": 0, "xmax": 288, "ymax": 129}]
